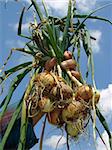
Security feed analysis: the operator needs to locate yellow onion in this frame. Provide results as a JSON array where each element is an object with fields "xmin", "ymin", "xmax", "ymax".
[
  {"xmin": 47, "ymin": 108, "xmax": 64, "ymax": 125},
  {"xmin": 50, "ymin": 82, "xmax": 73, "ymax": 100},
  {"xmin": 71, "ymin": 70, "xmax": 81, "ymax": 80},
  {"xmin": 64, "ymin": 51, "xmax": 72, "ymax": 60},
  {"xmin": 75, "ymin": 85, "xmax": 93, "ymax": 103},
  {"xmin": 45, "ymin": 57, "xmax": 57, "ymax": 71},
  {"xmin": 60, "ymin": 82, "xmax": 73, "ymax": 100},
  {"xmin": 35, "ymin": 71, "xmax": 55, "ymax": 87},
  {"xmin": 61, "ymin": 59, "xmax": 77, "ymax": 70},
  {"xmin": 62, "ymin": 101, "xmax": 85, "ymax": 123},
  {"xmin": 66, "ymin": 123, "xmax": 80, "ymax": 137},
  {"xmin": 38, "ymin": 97, "xmax": 54, "ymax": 112}
]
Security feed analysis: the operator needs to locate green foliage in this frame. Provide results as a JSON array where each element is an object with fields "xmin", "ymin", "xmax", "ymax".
[{"xmin": 0, "ymin": 0, "xmax": 112, "ymax": 149}]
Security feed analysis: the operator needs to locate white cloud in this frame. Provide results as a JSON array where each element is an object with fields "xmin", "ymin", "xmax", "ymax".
[
  {"xmin": 44, "ymin": 135, "xmax": 66, "ymax": 149},
  {"xmin": 13, "ymin": 22, "xmax": 29, "ymax": 32},
  {"xmin": 98, "ymin": 84, "xmax": 112, "ymax": 122},
  {"xmin": 90, "ymin": 30, "xmax": 102, "ymax": 53},
  {"xmin": 24, "ymin": 0, "xmax": 97, "ymax": 16},
  {"xmin": 76, "ymin": 0, "xmax": 96, "ymax": 13},
  {"xmin": 96, "ymin": 130, "xmax": 111, "ymax": 150},
  {"xmin": 44, "ymin": 0, "xmax": 69, "ymax": 17},
  {"xmin": 45, "ymin": 0, "xmax": 68, "ymax": 10},
  {"xmin": 44, "ymin": 0, "xmax": 97, "ymax": 15}
]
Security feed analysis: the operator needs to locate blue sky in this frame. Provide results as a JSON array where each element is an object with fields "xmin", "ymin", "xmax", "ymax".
[{"xmin": 0, "ymin": 0, "xmax": 112, "ymax": 150}]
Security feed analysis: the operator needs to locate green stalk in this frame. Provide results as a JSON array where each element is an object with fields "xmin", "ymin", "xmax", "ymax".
[
  {"xmin": 62, "ymin": 15, "xmax": 112, "ymax": 25},
  {"xmin": 0, "ymin": 62, "xmax": 32, "ymax": 85},
  {"xmin": 0, "ymin": 49, "xmax": 13, "ymax": 74},
  {"xmin": 90, "ymin": 48, "xmax": 96, "ymax": 90},
  {"xmin": 71, "ymin": 3, "xmax": 112, "ymax": 44},
  {"xmin": 17, "ymin": 99, "xmax": 28, "ymax": 150},
  {"xmin": 61, "ymin": 0, "xmax": 72, "ymax": 52},
  {"xmin": 74, "ymin": 14, "xmax": 112, "ymax": 25},
  {"xmin": 12, "ymin": 48, "xmax": 34, "ymax": 55},
  {"xmin": 0, "ymin": 67, "xmax": 31, "ymax": 119},
  {"xmin": 31, "ymin": 0, "xmax": 44, "ymax": 21},
  {"xmin": 18, "ymin": 7, "xmax": 32, "ymax": 39},
  {"xmin": 42, "ymin": 0, "xmax": 49, "ymax": 18},
  {"xmin": 17, "ymin": 68, "xmax": 40, "ymax": 150},
  {"xmin": 45, "ymin": 23, "xmax": 63, "ymax": 60}
]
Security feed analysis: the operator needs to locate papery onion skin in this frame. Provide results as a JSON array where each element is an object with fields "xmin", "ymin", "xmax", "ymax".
[
  {"xmin": 47, "ymin": 108, "xmax": 64, "ymax": 125},
  {"xmin": 35, "ymin": 71, "xmax": 55, "ymax": 88},
  {"xmin": 64, "ymin": 51, "xmax": 72, "ymax": 60},
  {"xmin": 75, "ymin": 85, "xmax": 93, "ymax": 103},
  {"xmin": 38, "ymin": 97, "xmax": 54, "ymax": 112},
  {"xmin": 66, "ymin": 123, "xmax": 79, "ymax": 137},
  {"xmin": 45, "ymin": 57, "xmax": 57, "ymax": 71},
  {"xmin": 62, "ymin": 101, "xmax": 86, "ymax": 123},
  {"xmin": 61, "ymin": 59, "xmax": 77, "ymax": 70}
]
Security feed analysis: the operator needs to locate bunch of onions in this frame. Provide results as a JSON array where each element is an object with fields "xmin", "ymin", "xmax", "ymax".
[{"xmin": 31, "ymin": 50, "xmax": 100, "ymax": 140}]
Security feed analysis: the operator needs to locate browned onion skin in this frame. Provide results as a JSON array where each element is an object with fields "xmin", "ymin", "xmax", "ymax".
[
  {"xmin": 64, "ymin": 51, "xmax": 72, "ymax": 60},
  {"xmin": 75, "ymin": 85, "xmax": 93, "ymax": 102},
  {"xmin": 61, "ymin": 59, "xmax": 77, "ymax": 70},
  {"xmin": 45, "ymin": 57, "xmax": 57, "ymax": 71},
  {"xmin": 47, "ymin": 108, "xmax": 64, "ymax": 125}
]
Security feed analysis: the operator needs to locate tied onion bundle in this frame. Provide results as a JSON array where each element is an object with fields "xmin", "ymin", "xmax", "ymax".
[{"xmin": 2, "ymin": 0, "xmax": 111, "ymax": 149}]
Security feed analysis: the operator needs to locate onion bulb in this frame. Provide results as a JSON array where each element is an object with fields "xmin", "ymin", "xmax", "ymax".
[
  {"xmin": 47, "ymin": 108, "xmax": 63, "ymax": 125},
  {"xmin": 61, "ymin": 59, "xmax": 77, "ymax": 70},
  {"xmin": 45, "ymin": 57, "xmax": 57, "ymax": 71},
  {"xmin": 75, "ymin": 85, "xmax": 93, "ymax": 103},
  {"xmin": 35, "ymin": 71, "xmax": 55, "ymax": 87},
  {"xmin": 64, "ymin": 51, "xmax": 72, "ymax": 60},
  {"xmin": 38, "ymin": 97, "xmax": 54, "ymax": 112},
  {"xmin": 66, "ymin": 123, "xmax": 79, "ymax": 137},
  {"xmin": 62, "ymin": 101, "xmax": 85, "ymax": 123}
]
